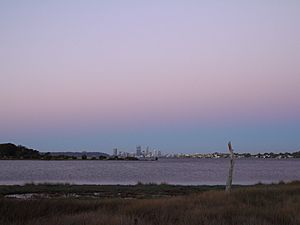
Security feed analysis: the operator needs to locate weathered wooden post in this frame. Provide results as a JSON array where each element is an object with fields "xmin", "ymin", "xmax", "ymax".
[{"xmin": 225, "ymin": 141, "xmax": 235, "ymax": 192}]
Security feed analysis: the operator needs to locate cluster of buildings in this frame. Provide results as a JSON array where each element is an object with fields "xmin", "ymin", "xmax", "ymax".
[
  {"xmin": 112, "ymin": 146, "xmax": 162, "ymax": 158},
  {"xmin": 111, "ymin": 148, "xmax": 300, "ymax": 159},
  {"xmin": 169, "ymin": 152, "xmax": 226, "ymax": 159},
  {"xmin": 165, "ymin": 151, "xmax": 300, "ymax": 159}
]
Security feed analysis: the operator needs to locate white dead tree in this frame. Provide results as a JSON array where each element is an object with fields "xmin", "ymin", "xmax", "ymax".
[{"xmin": 225, "ymin": 141, "xmax": 235, "ymax": 192}]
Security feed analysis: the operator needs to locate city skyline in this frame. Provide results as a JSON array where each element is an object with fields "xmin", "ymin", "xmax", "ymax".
[{"xmin": 1, "ymin": 1, "xmax": 300, "ymax": 153}]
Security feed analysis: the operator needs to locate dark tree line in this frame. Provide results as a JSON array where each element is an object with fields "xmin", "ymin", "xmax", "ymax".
[{"xmin": 0, "ymin": 143, "xmax": 40, "ymax": 159}]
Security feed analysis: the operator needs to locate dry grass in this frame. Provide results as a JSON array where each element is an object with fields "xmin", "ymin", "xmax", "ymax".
[
  {"xmin": 0, "ymin": 182, "xmax": 299, "ymax": 225},
  {"xmin": 0, "ymin": 182, "xmax": 225, "ymax": 198}
]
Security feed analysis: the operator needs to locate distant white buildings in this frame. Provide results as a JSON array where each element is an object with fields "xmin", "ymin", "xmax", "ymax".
[
  {"xmin": 113, "ymin": 148, "xmax": 118, "ymax": 156},
  {"xmin": 111, "ymin": 146, "xmax": 163, "ymax": 158},
  {"xmin": 136, "ymin": 146, "xmax": 142, "ymax": 157}
]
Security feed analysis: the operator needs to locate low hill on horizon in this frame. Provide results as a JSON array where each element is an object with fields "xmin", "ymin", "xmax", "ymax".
[
  {"xmin": 0, "ymin": 143, "xmax": 40, "ymax": 159},
  {"xmin": 49, "ymin": 151, "xmax": 109, "ymax": 158},
  {"xmin": 0, "ymin": 143, "xmax": 110, "ymax": 159}
]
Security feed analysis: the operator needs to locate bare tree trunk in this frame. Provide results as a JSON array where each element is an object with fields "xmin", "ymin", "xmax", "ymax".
[{"xmin": 226, "ymin": 141, "xmax": 235, "ymax": 192}]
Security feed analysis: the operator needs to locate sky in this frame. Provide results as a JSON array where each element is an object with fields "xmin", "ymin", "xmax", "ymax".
[{"xmin": 0, "ymin": 0, "xmax": 300, "ymax": 153}]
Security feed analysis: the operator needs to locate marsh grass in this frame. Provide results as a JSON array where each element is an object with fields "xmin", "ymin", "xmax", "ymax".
[
  {"xmin": 0, "ymin": 182, "xmax": 225, "ymax": 198},
  {"xmin": 0, "ymin": 182, "xmax": 299, "ymax": 225}
]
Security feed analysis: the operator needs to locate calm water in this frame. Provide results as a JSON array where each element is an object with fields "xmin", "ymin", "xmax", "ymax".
[{"xmin": 1, "ymin": 158, "xmax": 299, "ymax": 185}]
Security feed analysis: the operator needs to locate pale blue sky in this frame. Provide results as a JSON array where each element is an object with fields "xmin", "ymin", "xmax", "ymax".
[{"xmin": 0, "ymin": 0, "xmax": 299, "ymax": 153}]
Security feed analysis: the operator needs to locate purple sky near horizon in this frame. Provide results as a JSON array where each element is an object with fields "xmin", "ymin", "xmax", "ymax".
[{"xmin": 1, "ymin": 1, "xmax": 300, "ymax": 153}]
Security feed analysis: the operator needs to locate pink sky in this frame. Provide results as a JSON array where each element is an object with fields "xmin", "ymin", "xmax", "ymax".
[{"xmin": 0, "ymin": 1, "xmax": 299, "ymax": 152}]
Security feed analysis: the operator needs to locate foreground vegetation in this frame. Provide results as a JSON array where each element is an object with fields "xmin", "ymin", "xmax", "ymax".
[
  {"xmin": 0, "ymin": 181, "xmax": 299, "ymax": 225},
  {"xmin": 0, "ymin": 182, "xmax": 225, "ymax": 198}
]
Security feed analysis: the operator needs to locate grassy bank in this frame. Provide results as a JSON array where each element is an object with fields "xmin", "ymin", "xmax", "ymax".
[
  {"xmin": 0, "ymin": 182, "xmax": 227, "ymax": 199},
  {"xmin": 0, "ymin": 181, "xmax": 299, "ymax": 225}
]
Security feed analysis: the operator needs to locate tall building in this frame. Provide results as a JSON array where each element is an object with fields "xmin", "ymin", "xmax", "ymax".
[
  {"xmin": 136, "ymin": 146, "xmax": 142, "ymax": 156},
  {"xmin": 158, "ymin": 150, "xmax": 162, "ymax": 157},
  {"xmin": 153, "ymin": 149, "xmax": 162, "ymax": 157},
  {"xmin": 113, "ymin": 148, "xmax": 118, "ymax": 156}
]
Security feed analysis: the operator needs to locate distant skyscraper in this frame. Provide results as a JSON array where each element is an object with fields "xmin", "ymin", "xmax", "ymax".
[
  {"xmin": 158, "ymin": 150, "xmax": 162, "ymax": 157},
  {"xmin": 136, "ymin": 146, "xmax": 142, "ymax": 156},
  {"xmin": 113, "ymin": 148, "xmax": 118, "ymax": 156}
]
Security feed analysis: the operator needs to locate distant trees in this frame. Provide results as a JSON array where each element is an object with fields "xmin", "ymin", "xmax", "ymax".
[
  {"xmin": 244, "ymin": 153, "xmax": 251, "ymax": 158},
  {"xmin": 0, "ymin": 143, "xmax": 40, "ymax": 159},
  {"xmin": 43, "ymin": 152, "xmax": 52, "ymax": 160},
  {"xmin": 292, "ymin": 151, "xmax": 300, "ymax": 158},
  {"xmin": 0, "ymin": 143, "xmax": 140, "ymax": 160}
]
